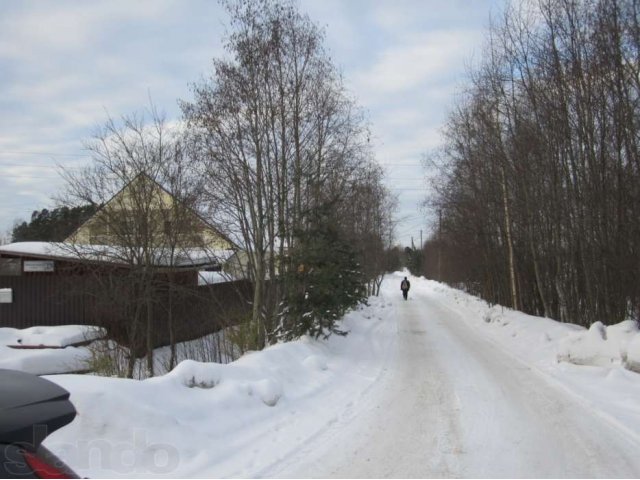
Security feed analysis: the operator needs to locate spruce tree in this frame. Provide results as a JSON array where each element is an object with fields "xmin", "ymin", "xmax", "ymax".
[
  {"xmin": 12, "ymin": 204, "xmax": 97, "ymax": 242},
  {"xmin": 279, "ymin": 219, "xmax": 366, "ymax": 340}
]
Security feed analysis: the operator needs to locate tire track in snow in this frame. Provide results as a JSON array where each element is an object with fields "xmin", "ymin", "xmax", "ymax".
[{"xmin": 267, "ymin": 278, "xmax": 640, "ymax": 478}]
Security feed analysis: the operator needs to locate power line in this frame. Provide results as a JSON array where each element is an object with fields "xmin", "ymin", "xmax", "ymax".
[
  {"xmin": 396, "ymin": 221, "xmax": 428, "ymax": 236},
  {"xmin": 396, "ymin": 214, "xmax": 425, "ymax": 222}
]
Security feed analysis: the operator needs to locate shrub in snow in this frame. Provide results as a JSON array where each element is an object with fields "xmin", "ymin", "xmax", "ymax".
[
  {"xmin": 169, "ymin": 359, "xmax": 222, "ymax": 389},
  {"xmin": 226, "ymin": 316, "xmax": 263, "ymax": 357},
  {"xmin": 83, "ymin": 339, "xmax": 135, "ymax": 378},
  {"xmin": 186, "ymin": 375, "xmax": 218, "ymax": 389}
]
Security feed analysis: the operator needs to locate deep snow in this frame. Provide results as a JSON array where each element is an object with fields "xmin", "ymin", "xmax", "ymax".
[
  {"xmin": 45, "ymin": 294, "xmax": 397, "ymax": 478},
  {"xmin": 36, "ymin": 273, "xmax": 640, "ymax": 477},
  {"xmin": 0, "ymin": 325, "xmax": 103, "ymax": 375}
]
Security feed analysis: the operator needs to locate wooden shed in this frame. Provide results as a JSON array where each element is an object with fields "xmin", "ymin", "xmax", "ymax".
[{"xmin": 0, "ymin": 242, "xmax": 248, "ymax": 348}]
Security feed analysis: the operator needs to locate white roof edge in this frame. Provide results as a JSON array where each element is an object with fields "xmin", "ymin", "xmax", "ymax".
[{"xmin": 0, "ymin": 242, "xmax": 235, "ymax": 268}]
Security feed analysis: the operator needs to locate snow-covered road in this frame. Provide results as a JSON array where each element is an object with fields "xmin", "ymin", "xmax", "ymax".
[
  {"xmin": 45, "ymin": 274, "xmax": 640, "ymax": 478},
  {"xmin": 266, "ymin": 281, "xmax": 640, "ymax": 478}
]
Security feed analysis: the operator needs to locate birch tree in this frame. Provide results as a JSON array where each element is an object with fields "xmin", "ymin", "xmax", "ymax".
[
  {"xmin": 183, "ymin": 0, "xmax": 392, "ymax": 342},
  {"xmin": 428, "ymin": 0, "xmax": 640, "ymax": 326}
]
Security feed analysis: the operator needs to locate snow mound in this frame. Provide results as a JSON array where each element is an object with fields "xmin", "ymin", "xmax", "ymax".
[
  {"xmin": 169, "ymin": 360, "xmax": 223, "ymax": 389},
  {"xmin": 557, "ymin": 320, "xmax": 639, "ymax": 367},
  {"xmin": 45, "ymin": 294, "xmax": 397, "ymax": 477},
  {"xmin": 0, "ymin": 346, "xmax": 92, "ymax": 375},
  {"xmin": 252, "ymin": 378, "xmax": 283, "ymax": 407},
  {"xmin": 0, "ymin": 325, "xmax": 104, "ymax": 375},
  {"xmin": 625, "ymin": 335, "xmax": 640, "ymax": 373},
  {"xmin": 303, "ymin": 354, "xmax": 329, "ymax": 371},
  {"xmin": 16, "ymin": 325, "xmax": 105, "ymax": 347}
]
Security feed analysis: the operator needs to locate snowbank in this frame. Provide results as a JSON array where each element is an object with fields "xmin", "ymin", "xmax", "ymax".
[
  {"xmin": 0, "ymin": 325, "xmax": 103, "ymax": 375},
  {"xmin": 626, "ymin": 335, "xmax": 640, "ymax": 373},
  {"xmin": 419, "ymin": 279, "xmax": 640, "ymax": 372},
  {"xmin": 13, "ymin": 325, "xmax": 104, "ymax": 347},
  {"xmin": 36, "ymin": 274, "xmax": 640, "ymax": 477},
  {"xmin": 412, "ymin": 276, "xmax": 640, "ymax": 444},
  {"xmin": 44, "ymin": 294, "xmax": 397, "ymax": 478},
  {"xmin": 557, "ymin": 320, "xmax": 639, "ymax": 367}
]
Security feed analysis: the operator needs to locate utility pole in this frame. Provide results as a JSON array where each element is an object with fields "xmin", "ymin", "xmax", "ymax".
[
  {"xmin": 438, "ymin": 210, "xmax": 442, "ymax": 281},
  {"xmin": 420, "ymin": 229, "xmax": 423, "ymax": 250}
]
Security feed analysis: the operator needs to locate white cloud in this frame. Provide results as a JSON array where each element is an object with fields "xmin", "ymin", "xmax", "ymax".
[
  {"xmin": 0, "ymin": 0, "xmax": 493, "ymax": 246},
  {"xmin": 0, "ymin": 1, "xmax": 175, "ymax": 59},
  {"xmin": 352, "ymin": 29, "xmax": 482, "ymax": 100},
  {"xmin": 370, "ymin": 0, "xmax": 491, "ymax": 31}
]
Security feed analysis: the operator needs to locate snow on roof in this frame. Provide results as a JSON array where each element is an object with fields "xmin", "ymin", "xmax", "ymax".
[
  {"xmin": 0, "ymin": 242, "xmax": 234, "ymax": 269},
  {"xmin": 198, "ymin": 271, "xmax": 237, "ymax": 286},
  {"xmin": 0, "ymin": 325, "xmax": 102, "ymax": 375}
]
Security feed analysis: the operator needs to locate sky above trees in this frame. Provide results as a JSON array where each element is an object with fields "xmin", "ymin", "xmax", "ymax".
[{"xmin": 0, "ymin": 0, "xmax": 501, "ymax": 246}]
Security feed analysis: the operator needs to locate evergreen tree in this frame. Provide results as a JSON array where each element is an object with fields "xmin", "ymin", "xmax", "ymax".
[
  {"xmin": 404, "ymin": 246, "xmax": 422, "ymax": 276},
  {"xmin": 384, "ymin": 246, "xmax": 403, "ymax": 273},
  {"xmin": 12, "ymin": 204, "xmax": 97, "ymax": 242},
  {"xmin": 278, "ymin": 218, "xmax": 366, "ymax": 341}
]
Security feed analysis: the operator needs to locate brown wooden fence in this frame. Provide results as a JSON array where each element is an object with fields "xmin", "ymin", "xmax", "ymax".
[
  {"xmin": 0, "ymin": 275, "xmax": 89, "ymax": 329},
  {"xmin": 0, "ymin": 274, "xmax": 253, "ymax": 349},
  {"xmin": 149, "ymin": 279, "xmax": 253, "ymax": 347}
]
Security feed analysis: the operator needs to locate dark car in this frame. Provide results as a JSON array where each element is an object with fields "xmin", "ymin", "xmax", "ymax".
[{"xmin": 0, "ymin": 369, "xmax": 78, "ymax": 478}]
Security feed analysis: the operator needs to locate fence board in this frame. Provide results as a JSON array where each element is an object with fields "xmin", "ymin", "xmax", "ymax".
[{"xmin": 0, "ymin": 274, "xmax": 253, "ymax": 349}]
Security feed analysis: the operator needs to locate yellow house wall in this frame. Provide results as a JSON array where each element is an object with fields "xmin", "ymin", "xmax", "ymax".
[{"xmin": 67, "ymin": 176, "xmax": 232, "ymax": 250}]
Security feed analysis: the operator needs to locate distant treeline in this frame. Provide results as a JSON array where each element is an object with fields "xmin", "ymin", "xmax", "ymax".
[
  {"xmin": 426, "ymin": 0, "xmax": 640, "ymax": 326},
  {"xmin": 12, "ymin": 205, "xmax": 97, "ymax": 242}
]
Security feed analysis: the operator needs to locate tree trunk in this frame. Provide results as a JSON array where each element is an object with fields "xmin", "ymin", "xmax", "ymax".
[
  {"xmin": 146, "ymin": 296, "xmax": 154, "ymax": 377},
  {"xmin": 500, "ymin": 162, "xmax": 518, "ymax": 311}
]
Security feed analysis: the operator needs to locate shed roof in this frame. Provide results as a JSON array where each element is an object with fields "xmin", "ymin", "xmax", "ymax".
[{"xmin": 0, "ymin": 242, "xmax": 234, "ymax": 270}]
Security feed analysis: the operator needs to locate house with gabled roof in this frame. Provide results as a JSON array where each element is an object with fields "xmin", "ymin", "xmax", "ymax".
[
  {"xmin": 0, "ymin": 173, "xmax": 249, "ymax": 345},
  {"xmin": 65, "ymin": 172, "xmax": 236, "ymax": 252}
]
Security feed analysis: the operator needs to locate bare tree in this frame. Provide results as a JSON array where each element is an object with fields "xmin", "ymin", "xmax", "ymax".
[
  {"xmin": 428, "ymin": 0, "xmax": 640, "ymax": 327},
  {"xmin": 59, "ymin": 108, "xmax": 224, "ymax": 377},
  {"xmin": 182, "ymin": 0, "xmax": 392, "ymax": 342}
]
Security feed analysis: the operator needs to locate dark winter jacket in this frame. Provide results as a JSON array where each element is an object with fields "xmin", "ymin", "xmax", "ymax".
[{"xmin": 400, "ymin": 279, "xmax": 411, "ymax": 291}]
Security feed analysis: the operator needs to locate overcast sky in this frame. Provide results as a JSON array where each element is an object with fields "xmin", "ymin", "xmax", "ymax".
[{"xmin": 0, "ymin": 0, "xmax": 502, "ymax": 246}]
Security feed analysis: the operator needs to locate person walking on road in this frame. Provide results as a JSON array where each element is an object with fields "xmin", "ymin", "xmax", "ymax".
[{"xmin": 400, "ymin": 276, "xmax": 411, "ymax": 300}]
